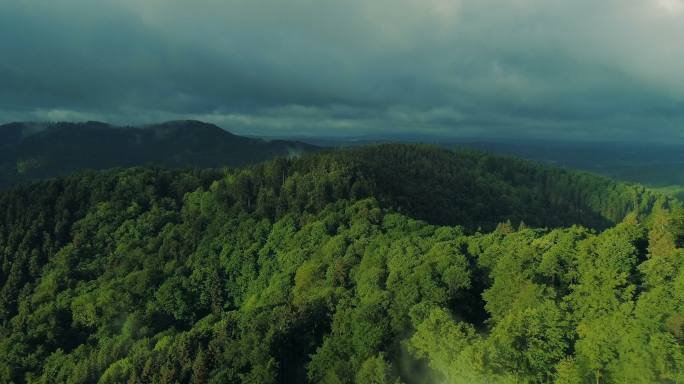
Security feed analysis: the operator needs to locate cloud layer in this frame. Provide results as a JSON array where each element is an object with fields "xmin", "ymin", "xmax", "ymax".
[{"xmin": 1, "ymin": 0, "xmax": 683, "ymax": 140}]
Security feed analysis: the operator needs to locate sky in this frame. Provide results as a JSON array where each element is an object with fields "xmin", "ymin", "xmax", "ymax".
[{"xmin": 1, "ymin": 0, "xmax": 683, "ymax": 140}]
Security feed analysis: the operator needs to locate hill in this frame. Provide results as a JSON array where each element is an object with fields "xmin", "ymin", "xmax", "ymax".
[
  {"xmin": 0, "ymin": 120, "xmax": 318, "ymax": 187},
  {"xmin": 1, "ymin": 145, "xmax": 683, "ymax": 383},
  {"xmin": 302, "ymin": 136, "xmax": 684, "ymax": 201},
  {"xmin": 451, "ymin": 140, "xmax": 684, "ymax": 201}
]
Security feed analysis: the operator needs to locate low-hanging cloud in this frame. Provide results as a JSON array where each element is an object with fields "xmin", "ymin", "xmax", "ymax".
[{"xmin": 1, "ymin": 0, "xmax": 683, "ymax": 140}]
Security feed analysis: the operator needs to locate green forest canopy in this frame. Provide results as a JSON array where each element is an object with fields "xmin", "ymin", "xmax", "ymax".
[{"xmin": 1, "ymin": 145, "xmax": 683, "ymax": 383}]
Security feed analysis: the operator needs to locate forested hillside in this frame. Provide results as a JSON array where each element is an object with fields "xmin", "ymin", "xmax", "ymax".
[
  {"xmin": 1, "ymin": 145, "xmax": 683, "ymax": 383},
  {"xmin": 0, "ymin": 120, "xmax": 317, "ymax": 187},
  {"xmin": 457, "ymin": 140, "xmax": 684, "ymax": 201}
]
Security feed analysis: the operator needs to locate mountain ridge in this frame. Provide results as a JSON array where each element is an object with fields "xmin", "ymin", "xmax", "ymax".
[{"xmin": 0, "ymin": 120, "xmax": 319, "ymax": 187}]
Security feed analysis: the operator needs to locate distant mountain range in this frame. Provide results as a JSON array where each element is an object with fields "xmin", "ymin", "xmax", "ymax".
[{"xmin": 0, "ymin": 120, "xmax": 319, "ymax": 187}]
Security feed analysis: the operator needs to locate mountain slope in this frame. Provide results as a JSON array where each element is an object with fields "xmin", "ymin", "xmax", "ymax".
[
  {"xmin": 0, "ymin": 120, "xmax": 318, "ymax": 186},
  {"xmin": 1, "ymin": 145, "xmax": 682, "ymax": 383},
  {"xmin": 285, "ymin": 144, "xmax": 669, "ymax": 230}
]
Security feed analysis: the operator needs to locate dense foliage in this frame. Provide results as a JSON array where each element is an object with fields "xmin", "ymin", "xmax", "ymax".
[
  {"xmin": 0, "ymin": 120, "xmax": 317, "ymax": 187},
  {"xmin": 1, "ymin": 145, "xmax": 682, "ymax": 383},
  {"xmin": 463, "ymin": 140, "xmax": 684, "ymax": 201}
]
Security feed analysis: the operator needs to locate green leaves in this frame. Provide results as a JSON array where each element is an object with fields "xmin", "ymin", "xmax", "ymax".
[{"xmin": 0, "ymin": 145, "xmax": 682, "ymax": 383}]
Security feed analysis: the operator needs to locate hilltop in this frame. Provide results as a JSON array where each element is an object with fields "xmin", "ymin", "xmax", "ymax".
[{"xmin": 0, "ymin": 120, "xmax": 318, "ymax": 187}]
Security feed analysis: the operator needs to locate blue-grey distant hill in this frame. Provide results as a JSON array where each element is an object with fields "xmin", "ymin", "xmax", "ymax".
[{"xmin": 0, "ymin": 120, "xmax": 319, "ymax": 186}]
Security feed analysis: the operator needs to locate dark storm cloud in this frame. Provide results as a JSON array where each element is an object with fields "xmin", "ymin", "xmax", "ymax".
[{"xmin": 1, "ymin": 0, "xmax": 683, "ymax": 140}]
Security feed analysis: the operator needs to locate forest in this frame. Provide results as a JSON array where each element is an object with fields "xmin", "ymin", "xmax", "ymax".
[{"xmin": 1, "ymin": 144, "xmax": 683, "ymax": 383}]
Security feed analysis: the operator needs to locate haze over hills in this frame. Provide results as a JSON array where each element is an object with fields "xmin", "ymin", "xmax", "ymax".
[
  {"xmin": 0, "ymin": 120, "xmax": 318, "ymax": 187},
  {"xmin": 7, "ymin": 119, "xmax": 684, "ymax": 201}
]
